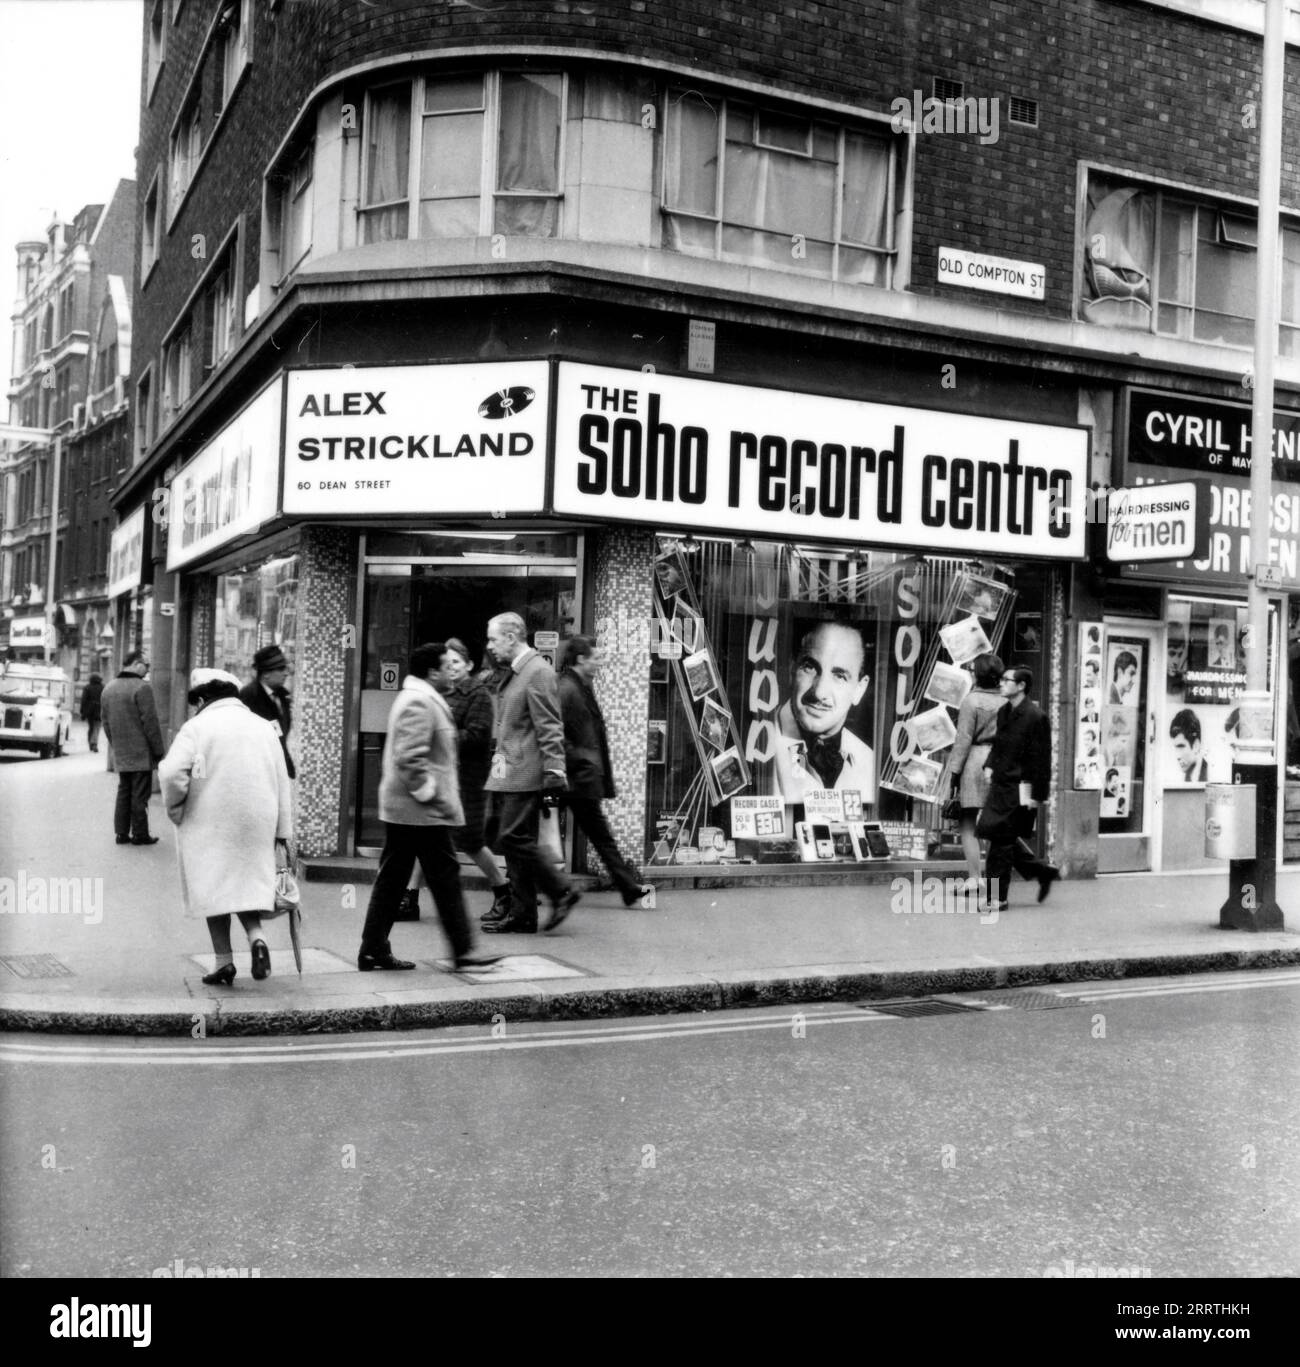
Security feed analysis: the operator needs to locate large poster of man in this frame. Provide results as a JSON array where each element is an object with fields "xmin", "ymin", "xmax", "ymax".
[{"xmin": 772, "ymin": 617, "xmax": 876, "ymax": 809}]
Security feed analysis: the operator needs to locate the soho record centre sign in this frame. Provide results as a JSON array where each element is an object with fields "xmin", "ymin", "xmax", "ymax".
[
  {"xmin": 282, "ymin": 361, "xmax": 550, "ymax": 516},
  {"xmin": 552, "ymin": 363, "xmax": 1089, "ymax": 557}
]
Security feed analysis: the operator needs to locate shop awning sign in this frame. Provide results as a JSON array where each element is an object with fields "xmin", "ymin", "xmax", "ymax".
[
  {"xmin": 281, "ymin": 361, "xmax": 550, "ymax": 517},
  {"xmin": 107, "ymin": 505, "xmax": 146, "ymax": 599},
  {"xmin": 166, "ymin": 380, "xmax": 282, "ymax": 571},
  {"xmin": 552, "ymin": 363, "xmax": 1089, "ymax": 558},
  {"xmin": 1104, "ymin": 479, "xmax": 1210, "ymax": 563}
]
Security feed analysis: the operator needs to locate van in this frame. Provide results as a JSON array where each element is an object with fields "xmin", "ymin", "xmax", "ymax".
[{"xmin": 0, "ymin": 662, "xmax": 74, "ymax": 758}]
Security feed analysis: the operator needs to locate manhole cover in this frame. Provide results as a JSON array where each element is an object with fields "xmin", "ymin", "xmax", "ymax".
[
  {"xmin": 993, "ymin": 990, "xmax": 1082, "ymax": 1010},
  {"xmin": 857, "ymin": 997, "xmax": 985, "ymax": 1017},
  {"xmin": 0, "ymin": 953, "xmax": 75, "ymax": 980}
]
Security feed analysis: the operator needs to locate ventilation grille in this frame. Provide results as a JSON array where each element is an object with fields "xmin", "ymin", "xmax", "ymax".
[
  {"xmin": 1008, "ymin": 96, "xmax": 1039, "ymax": 127},
  {"xmin": 932, "ymin": 77, "xmax": 965, "ymax": 102}
]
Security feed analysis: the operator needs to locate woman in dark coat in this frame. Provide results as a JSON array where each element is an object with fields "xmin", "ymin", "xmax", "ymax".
[{"xmin": 80, "ymin": 674, "xmax": 104, "ymax": 753}]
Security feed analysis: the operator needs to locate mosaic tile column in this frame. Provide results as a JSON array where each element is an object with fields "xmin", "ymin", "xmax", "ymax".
[
  {"xmin": 591, "ymin": 527, "xmax": 655, "ymax": 875},
  {"xmin": 294, "ymin": 526, "xmax": 355, "ymax": 857}
]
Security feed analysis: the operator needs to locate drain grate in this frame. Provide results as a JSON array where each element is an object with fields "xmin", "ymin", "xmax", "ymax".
[
  {"xmin": 0, "ymin": 953, "xmax": 75, "ymax": 980},
  {"xmin": 856, "ymin": 997, "xmax": 986, "ymax": 1018}
]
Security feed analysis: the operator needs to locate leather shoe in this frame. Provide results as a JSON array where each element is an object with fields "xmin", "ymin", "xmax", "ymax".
[
  {"xmin": 622, "ymin": 884, "xmax": 655, "ymax": 908},
  {"xmin": 455, "ymin": 949, "xmax": 505, "ymax": 971},
  {"xmin": 131, "ymin": 835, "xmax": 160, "ymax": 846},
  {"xmin": 115, "ymin": 835, "xmax": 130, "ymax": 845},
  {"xmin": 357, "ymin": 951, "xmax": 417, "ymax": 971},
  {"xmin": 250, "ymin": 940, "xmax": 271, "ymax": 980},
  {"xmin": 202, "ymin": 963, "xmax": 236, "ymax": 987},
  {"xmin": 1036, "ymin": 866, "xmax": 1060, "ymax": 903},
  {"xmin": 481, "ymin": 915, "xmax": 537, "ymax": 934},
  {"xmin": 543, "ymin": 888, "xmax": 580, "ymax": 932}
]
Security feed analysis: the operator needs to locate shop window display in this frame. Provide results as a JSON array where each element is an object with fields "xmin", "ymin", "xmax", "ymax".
[
  {"xmin": 638, "ymin": 536, "xmax": 1025, "ymax": 867},
  {"xmin": 212, "ymin": 555, "xmax": 299, "ymax": 678}
]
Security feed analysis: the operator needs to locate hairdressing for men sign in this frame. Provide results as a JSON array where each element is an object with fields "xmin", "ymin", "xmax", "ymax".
[
  {"xmin": 107, "ymin": 504, "xmax": 146, "ymax": 599},
  {"xmin": 1104, "ymin": 480, "xmax": 1211, "ymax": 563},
  {"xmin": 282, "ymin": 362, "xmax": 550, "ymax": 517},
  {"xmin": 552, "ymin": 364, "xmax": 1088, "ymax": 558}
]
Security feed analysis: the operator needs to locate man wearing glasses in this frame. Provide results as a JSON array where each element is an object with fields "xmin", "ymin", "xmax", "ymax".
[
  {"xmin": 100, "ymin": 650, "xmax": 166, "ymax": 846},
  {"xmin": 977, "ymin": 667, "xmax": 1059, "ymax": 909}
]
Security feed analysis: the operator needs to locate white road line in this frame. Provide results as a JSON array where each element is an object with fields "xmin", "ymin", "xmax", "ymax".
[
  {"xmin": 1067, "ymin": 977, "xmax": 1300, "ymax": 1003},
  {"xmin": 0, "ymin": 1010, "xmax": 896, "ymax": 1066}
]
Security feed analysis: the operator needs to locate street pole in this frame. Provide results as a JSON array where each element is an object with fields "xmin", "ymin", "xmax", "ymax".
[
  {"xmin": 44, "ymin": 433, "xmax": 61, "ymax": 666},
  {"xmin": 1223, "ymin": 0, "xmax": 1286, "ymax": 930}
]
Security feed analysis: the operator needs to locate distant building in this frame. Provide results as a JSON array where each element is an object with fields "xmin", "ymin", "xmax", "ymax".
[{"xmin": 3, "ymin": 180, "xmax": 136, "ymax": 692}]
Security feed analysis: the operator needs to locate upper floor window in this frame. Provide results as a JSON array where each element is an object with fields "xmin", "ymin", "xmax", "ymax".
[
  {"xmin": 170, "ymin": 94, "xmax": 204, "ymax": 214},
  {"xmin": 269, "ymin": 142, "xmax": 313, "ymax": 281},
  {"xmin": 59, "ymin": 282, "xmax": 76, "ymax": 338},
  {"xmin": 142, "ymin": 171, "xmax": 162, "ymax": 279},
  {"xmin": 40, "ymin": 305, "xmax": 54, "ymax": 352},
  {"xmin": 161, "ymin": 323, "xmax": 193, "ymax": 429},
  {"xmin": 216, "ymin": 0, "xmax": 251, "ymax": 110},
  {"xmin": 360, "ymin": 71, "xmax": 565, "ymax": 245},
  {"xmin": 135, "ymin": 369, "xmax": 155, "ymax": 460},
  {"xmin": 663, "ymin": 91, "xmax": 900, "ymax": 286},
  {"xmin": 205, "ymin": 245, "xmax": 238, "ymax": 367},
  {"xmin": 1082, "ymin": 172, "xmax": 1300, "ymax": 354},
  {"xmin": 147, "ymin": 0, "xmax": 166, "ymax": 99}
]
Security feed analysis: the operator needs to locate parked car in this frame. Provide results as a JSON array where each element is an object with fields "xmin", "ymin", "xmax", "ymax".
[{"xmin": 0, "ymin": 662, "xmax": 74, "ymax": 758}]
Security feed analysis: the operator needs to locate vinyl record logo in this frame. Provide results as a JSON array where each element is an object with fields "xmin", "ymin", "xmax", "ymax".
[{"xmin": 478, "ymin": 386, "xmax": 535, "ymax": 420}]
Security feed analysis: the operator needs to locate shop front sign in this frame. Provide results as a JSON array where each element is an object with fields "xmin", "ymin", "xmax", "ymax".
[
  {"xmin": 281, "ymin": 361, "xmax": 550, "ymax": 517},
  {"xmin": 10, "ymin": 616, "xmax": 48, "ymax": 649},
  {"xmin": 107, "ymin": 504, "xmax": 146, "ymax": 599},
  {"xmin": 166, "ymin": 380, "xmax": 283, "ymax": 571},
  {"xmin": 553, "ymin": 364, "xmax": 1088, "ymax": 558},
  {"xmin": 1121, "ymin": 387, "xmax": 1300, "ymax": 589}
]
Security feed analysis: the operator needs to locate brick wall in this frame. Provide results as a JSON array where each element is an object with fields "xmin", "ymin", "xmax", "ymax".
[
  {"xmin": 293, "ymin": 524, "xmax": 355, "ymax": 857},
  {"xmin": 591, "ymin": 526, "xmax": 656, "ymax": 873}
]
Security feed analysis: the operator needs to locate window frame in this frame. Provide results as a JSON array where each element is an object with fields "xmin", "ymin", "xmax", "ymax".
[
  {"xmin": 160, "ymin": 320, "xmax": 193, "ymax": 431},
  {"xmin": 269, "ymin": 140, "xmax": 314, "ymax": 284},
  {"xmin": 141, "ymin": 168, "xmax": 163, "ymax": 282},
  {"xmin": 147, "ymin": 0, "xmax": 166, "ymax": 103},
  {"xmin": 358, "ymin": 69, "xmax": 569, "ymax": 244},
  {"xmin": 1080, "ymin": 168, "xmax": 1300, "ymax": 354},
  {"xmin": 216, "ymin": 0, "xmax": 252, "ymax": 113},
  {"xmin": 168, "ymin": 87, "xmax": 205, "ymax": 226},
  {"xmin": 135, "ymin": 366, "xmax": 155, "ymax": 463},
  {"xmin": 660, "ymin": 86, "xmax": 901, "ymax": 287}
]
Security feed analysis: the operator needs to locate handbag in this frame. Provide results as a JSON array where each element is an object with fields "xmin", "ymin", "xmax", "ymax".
[
  {"xmin": 941, "ymin": 795, "xmax": 962, "ymax": 822},
  {"xmin": 271, "ymin": 868, "xmax": 301, "ymax": 919}
]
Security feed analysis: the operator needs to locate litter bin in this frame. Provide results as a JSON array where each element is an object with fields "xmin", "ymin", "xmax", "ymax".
[{"xmin": 1205, "ymin": 783, "xmax": 1256, "ymax": 860}]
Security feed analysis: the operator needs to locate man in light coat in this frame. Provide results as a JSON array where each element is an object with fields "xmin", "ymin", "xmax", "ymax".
[
  {"xmin": 356, "ymin": 642, "xmax": 502, "ymax": 973},
  {"xmin": 482, "ymin": 612, "xmax": 580, "ymax": 934},
  {"xmin": 100, "ymin": 650, "xmax": 166, "ymax": 845}
]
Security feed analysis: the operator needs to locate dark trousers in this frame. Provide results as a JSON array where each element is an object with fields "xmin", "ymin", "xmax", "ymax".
[
  {"xmin": 490, "ymin": 791, "xmax": 570, "ymax": 924},
  {"xmin": 361, "ymin": 823, "xmax": 471, "ymax": 960},
  {"xmin": 982, "ymin": 785, "xmax": 1050, "ymax": 901},
  {"xmin": 114, "ymin": 770, "xmax": 152, "ymax": 839},
  {"xmin": 568, "ymin": 796, "xmax": 642, "ymax": 900},
  {"xmin": 86, "ymin": 718, "xmax": 101, "ymax": 749}
]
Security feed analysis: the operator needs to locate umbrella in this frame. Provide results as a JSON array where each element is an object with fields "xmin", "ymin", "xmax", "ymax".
[{"xmin": 287, "ymin": 902, "xmax": 304, "ymax": 977}]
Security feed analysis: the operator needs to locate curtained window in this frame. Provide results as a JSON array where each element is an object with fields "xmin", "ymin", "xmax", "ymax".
[
  {"xmin": 663, "ymin": 90, "xmax": 897, "ymax": 285},
  {"xmin": 361, "ymin": 85, "xmax": 411, "ymax": 244},
  {"xmin": 495, "ymin": 73, "xmax": 563, "ymax": 237}
]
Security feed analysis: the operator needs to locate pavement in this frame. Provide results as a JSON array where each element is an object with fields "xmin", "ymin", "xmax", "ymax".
[{"xmin": 3, "ymin": 730, "xmax": 1299, "ymax": 1036}]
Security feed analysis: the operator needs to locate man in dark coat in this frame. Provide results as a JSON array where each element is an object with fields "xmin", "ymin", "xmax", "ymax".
[
  {"xmin": 555, "ymin": 636, "xmax": 653, "ymax": 908},
  {"xmin": 239, "ymin": 644, "xmax": 296, "ymax": 779},
  {"xmin": 80, "ymin": 673, "xmax": 104, "ymax": 752},
  {"xmin": 977, "ymin": 666, "xmax": 1059, "ymax": 909},
  {"xmin": 100, "ymin": 651, "xmax": 165, "ymax": 845}
]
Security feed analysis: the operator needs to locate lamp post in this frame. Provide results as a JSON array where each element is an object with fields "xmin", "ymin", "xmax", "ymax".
[{"xmin": 1222, "ymin": 0, "xmax": 1286, "ymax": 930}]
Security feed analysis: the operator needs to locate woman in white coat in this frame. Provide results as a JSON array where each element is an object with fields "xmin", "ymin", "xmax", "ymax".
[{"xmin": 159, "ymin": 668, "xmax": 293, "ymax": 986}]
